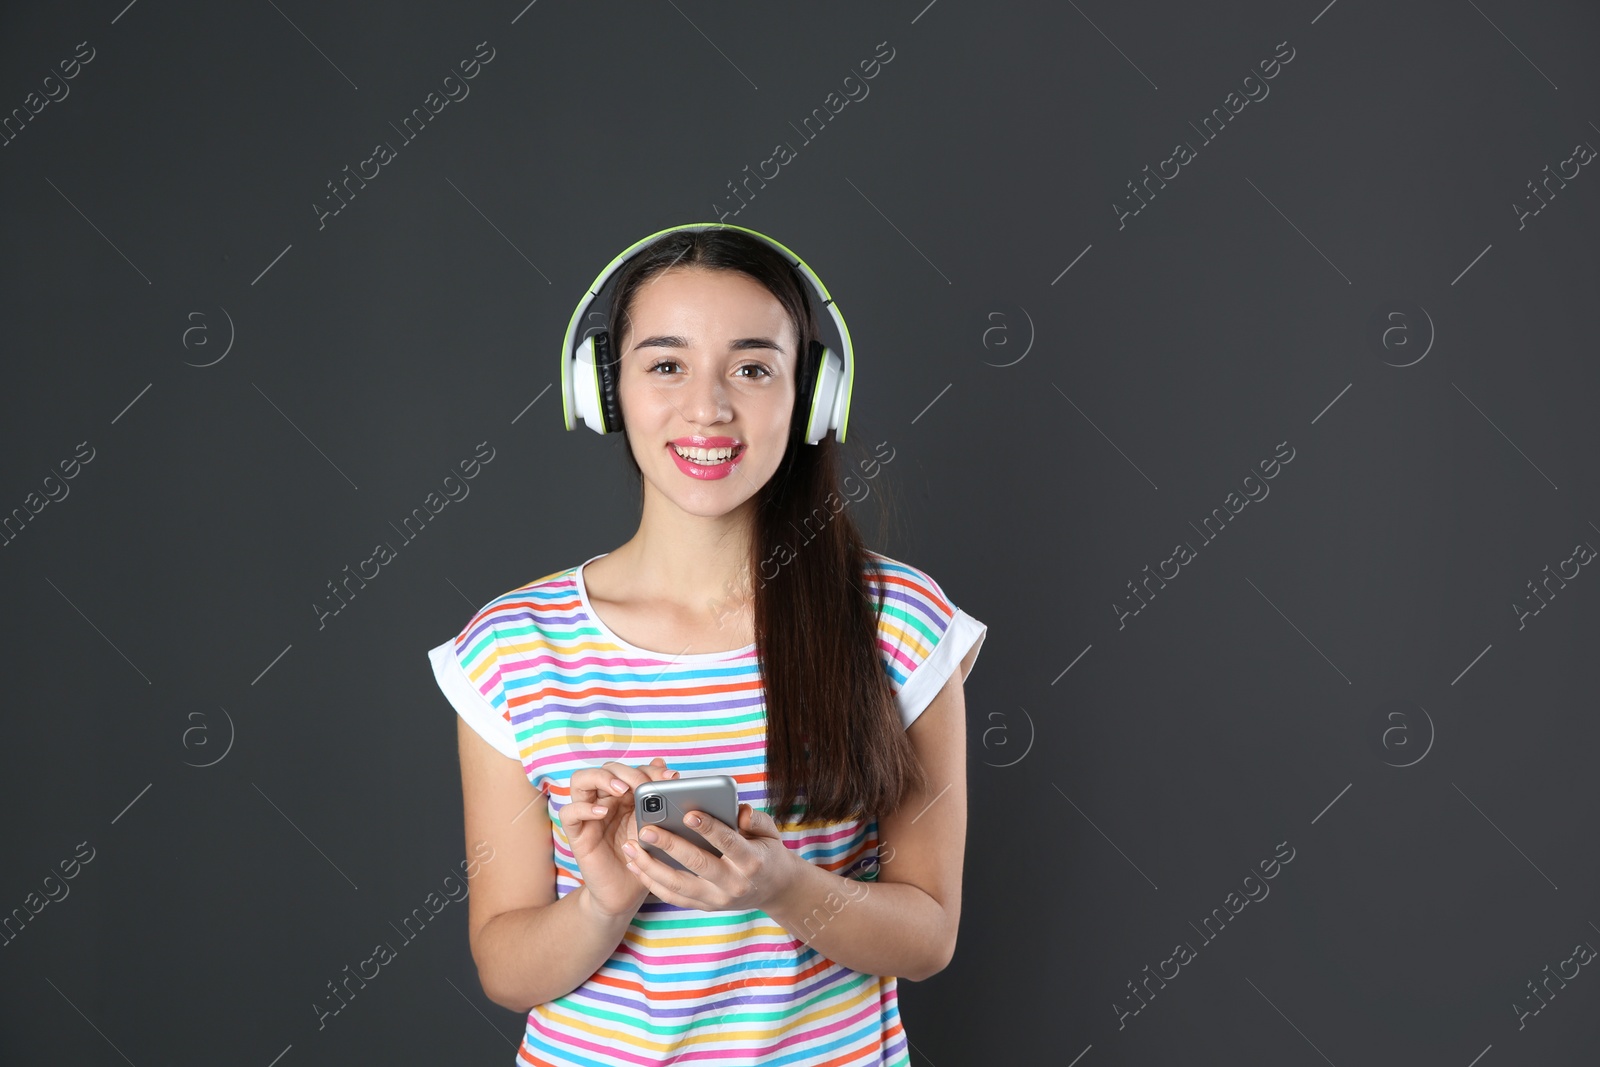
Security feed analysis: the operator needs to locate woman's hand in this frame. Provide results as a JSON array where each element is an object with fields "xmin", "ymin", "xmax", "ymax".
[
  {"xmin": 560, "ymin": 758, "xmax": 678, "ymax": 919},
  {"xmin": 621, "ymin": 802, "xmax": 802, "ymax": 913}
]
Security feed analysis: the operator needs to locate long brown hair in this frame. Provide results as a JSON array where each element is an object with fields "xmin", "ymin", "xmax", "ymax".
[{"xmin": 607, "ymin": 228, "xmax": 926, "ymax": 825}]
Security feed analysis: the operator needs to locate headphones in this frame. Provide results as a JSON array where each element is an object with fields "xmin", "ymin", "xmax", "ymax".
[{"xmin": 559, "ymin": 222, "xmax": 854, "ymax": 445}]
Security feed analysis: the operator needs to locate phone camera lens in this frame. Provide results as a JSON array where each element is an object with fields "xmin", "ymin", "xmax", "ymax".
[{"xmin": 644, "ymin": 795, "xmax": 663, "ymax": 813}]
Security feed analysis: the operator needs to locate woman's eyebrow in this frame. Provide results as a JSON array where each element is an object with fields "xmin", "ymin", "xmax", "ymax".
[{"xmin": 630, "ymin": 335, "xmax": 786, "ymax": 352}]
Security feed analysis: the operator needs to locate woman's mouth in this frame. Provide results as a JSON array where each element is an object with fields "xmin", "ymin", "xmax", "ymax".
[{"xmin": 667, "ymin": 441, "xmax": 745, "ymax": 481}]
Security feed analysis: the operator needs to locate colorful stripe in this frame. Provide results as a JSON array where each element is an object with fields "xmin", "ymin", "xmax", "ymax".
[{"xmin": 432, "ymin": 551, "xmax": 982, "ymax": 1066}]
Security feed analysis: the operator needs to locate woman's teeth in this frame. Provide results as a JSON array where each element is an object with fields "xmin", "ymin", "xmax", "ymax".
[{"xmin": 673, "ymin": 445, "xmax": 736, "ymax": 463}]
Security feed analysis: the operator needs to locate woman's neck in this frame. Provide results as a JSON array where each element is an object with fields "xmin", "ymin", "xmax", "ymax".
[{"xmin": 605, "ymin": 493, "xmax": 757, "ymax": 610}]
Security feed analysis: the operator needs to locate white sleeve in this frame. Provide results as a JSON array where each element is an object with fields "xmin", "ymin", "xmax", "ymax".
[
  {"xmin": 428, "ymin": 639, "xmax": 520, "ymax": 759},
  {"xmin": 896, "ymin": 608, "xmax": 987, "ymax": 730}
]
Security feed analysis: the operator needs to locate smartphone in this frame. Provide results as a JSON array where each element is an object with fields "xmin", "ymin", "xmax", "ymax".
[{"xmin": 634, "ymin": 774, "xmax": 740, "ymax": 874}]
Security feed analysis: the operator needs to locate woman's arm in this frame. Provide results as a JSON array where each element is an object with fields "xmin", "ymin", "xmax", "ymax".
[
  {"xmin": 762, "ymin": 643, "xmax": 975, "ymax": 981},
  {"xmin": 457, "ymin": 717, "xmax": 641, "ymax": 1011},
  {"xmin": 473, "ymin": 890, "xmax": 639, "ymax": 1012}
]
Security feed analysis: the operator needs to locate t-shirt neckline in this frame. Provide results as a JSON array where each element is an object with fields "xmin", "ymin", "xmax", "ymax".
[{"xmin": 574, "ymin": 553, "xmax": 758, "ymax": 662}]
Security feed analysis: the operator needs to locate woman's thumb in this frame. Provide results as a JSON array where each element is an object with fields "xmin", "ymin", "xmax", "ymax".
[{"xmin": 742, "ymin": 804, "xmax": 780, "ymax": 837}]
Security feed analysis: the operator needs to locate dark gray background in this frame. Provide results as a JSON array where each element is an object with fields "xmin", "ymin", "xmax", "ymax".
[{"xmin": 3, "ymin": 1, "xmax": 1598, "ymax": 1064}]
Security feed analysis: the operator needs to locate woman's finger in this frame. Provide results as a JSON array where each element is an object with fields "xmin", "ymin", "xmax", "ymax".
[
  {"xmin": 677, "ymin": 809, "xmax": 743, "ymax": 860},
  {"xmin": 602, "ymin": 759, "xmax": 663, "ymax": 794},
  {"xmin": 624, "ymin": 833, "xmax": 706, "ymax": 910},
  {"xmin": 561, "ymin": 791, "xmax": 620, "ymax": 832},
  {"xmin": 573, "ymin": 760, "xmax": 676, "ymax": 798},
  {"xmin": 566, "ymin": 767, "xmax": 605, "ymax": 805},
  {"xmin": 635, "ymin": 824, "xmax": 715, "ymax": 878},
  {"xmin": 581, "ymin": 797, "xmax": 618, "ymax": 819},
  {"xmin": 570, "ymin": 765, "xmax": 634, "ymax": 805},
  {"xmin": 565, "ymin": 761, "xmax": 679, "ymax": 841},
  {"xmin": 644, "ymin": 758, "xmax": 680, "ymax": 781}
]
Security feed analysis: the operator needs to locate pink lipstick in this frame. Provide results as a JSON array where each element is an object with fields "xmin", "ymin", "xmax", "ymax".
[{"xmin": 667, "ymin": 436, "xmax": 745, "ymax": 481}]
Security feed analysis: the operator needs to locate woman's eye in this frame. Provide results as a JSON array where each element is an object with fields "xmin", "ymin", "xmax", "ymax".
[{"xmin": 644, "ymin": 361, "xmax": 770, "ymax": 379}]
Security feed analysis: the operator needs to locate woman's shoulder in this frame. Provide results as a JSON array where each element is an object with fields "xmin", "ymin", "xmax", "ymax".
[
  {"xmin": 860, "ymin": 549, "xmax": 987, "ymax": 722},
  {"xmin": 445, "ymin": 560, "xmax": 588, "ymax": 651},
  {"xmin": 860, "ymin": 549, "xmax": 957, "ymax": 618}
]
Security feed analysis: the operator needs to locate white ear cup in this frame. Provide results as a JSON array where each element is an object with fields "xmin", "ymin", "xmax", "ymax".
[
  {"xmin": 570, "ymin": 334, "xmax": 608, "ymax": 434},
  {"xmin": 805, "ymin": 346, "xmax": 844, "ymax": 444}
]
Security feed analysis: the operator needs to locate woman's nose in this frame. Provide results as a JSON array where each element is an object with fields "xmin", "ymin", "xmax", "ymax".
[{"xmin": 683, "ymin": 370, "xmax": 732, "ymax": 424}]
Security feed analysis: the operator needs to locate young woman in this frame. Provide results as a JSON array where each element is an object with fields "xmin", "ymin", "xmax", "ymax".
[{"xmin": 427, "ymin": 224, "xmax": 987, "ymax": 1066}]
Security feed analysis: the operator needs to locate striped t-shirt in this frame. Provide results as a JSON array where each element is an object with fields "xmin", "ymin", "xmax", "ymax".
[{"xmin": 427, "ymin": 550, "xmax": 987, "ymax": 1067}]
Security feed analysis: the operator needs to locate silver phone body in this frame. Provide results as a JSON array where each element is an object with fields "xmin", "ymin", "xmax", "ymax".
[{"xmin": 634, "ymin": 774, "xmax": 739, "ymax": 874}]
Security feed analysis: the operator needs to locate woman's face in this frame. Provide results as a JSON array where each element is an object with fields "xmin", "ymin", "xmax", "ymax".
[{"xmin": 617, "ymin": 265, "xmax": 799, "ymax": 519}]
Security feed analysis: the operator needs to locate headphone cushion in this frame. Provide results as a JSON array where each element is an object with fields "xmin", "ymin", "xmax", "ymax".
[
  {"xmin": 593, "ymin": 331, "xmax": 623, "ymax": 434},
  {"xmin": 794, "ymin": 338, "xmax": 824, "ymax": 439}
]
